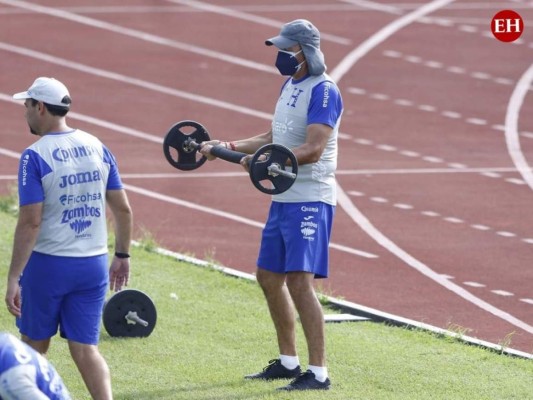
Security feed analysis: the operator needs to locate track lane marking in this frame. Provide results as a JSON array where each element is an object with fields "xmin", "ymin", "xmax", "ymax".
[
  {"xmin": 1, "ymin": 0, "xmax": 530, "ymax": 333},
  {"xmin": 351, "ymin": 190, "xmax": 533, "ymax": 247},
  {"xmin": 348, "ymin": 86, "xmax": 533, "ymax": 140},
  {"xmin": 0, "ymin": 104, "xmax": 378, "ymax": 261},
  {"xmin": 0, "ymin": 43, "xmax": 273, "ymax": 121},
  {"xmin": 505, "ymin": 64, "xmax": 533, "ymax": 191},
  {"xmin": 0, "ymin": 0, "xmax": 277, "ymax": 75},
  {"xmin": 329, "ymin": 0, "xmax": 533, "ymax": 334},
  {"xmin": 165, "ymin": 0, "xmax": 351, "ymax": 45},
  {"xmin": 338, "ymin": 186, "xmax": 533, "ymax": 333}
]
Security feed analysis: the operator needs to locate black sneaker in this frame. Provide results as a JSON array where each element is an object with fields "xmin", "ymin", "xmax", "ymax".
[
  {"xmin": 277, "ymin": 370, "xmax": 331, "ymax": 391},
  {"xmin": 244, "ymin": 359, "xmax": 301, "ymax": 380}
]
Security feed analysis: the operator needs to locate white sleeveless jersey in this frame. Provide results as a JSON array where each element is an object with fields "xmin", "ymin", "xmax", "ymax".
[
  {"xmin": 18, "ymin": 129, "xmax": 123, "ymax": 257},
  {"xmin": 271, "ymin": 73, "xmax": 342, "ymax": 205}
]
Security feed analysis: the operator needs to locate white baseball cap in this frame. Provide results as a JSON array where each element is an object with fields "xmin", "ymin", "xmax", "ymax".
[{"xmin": 13, "ymin": 77, "xmax": 72, "ymax": 108}]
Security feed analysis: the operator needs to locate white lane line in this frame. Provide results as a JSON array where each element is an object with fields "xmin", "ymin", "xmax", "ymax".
[
  {"xmin": 481, "ymin": 172, "xmax": 501, "ymax": 178},
  {"xmin": 376, "ymin": 144, "xmax": 397, "ymax": 151},
  {"xmin": 335, "ymin": 167, "xmax": 532, "ymax": 175},
  {"xmin": 400, "ymin": 150, "xmax": 420, "ymax": 157},
  {"xmin": 443, "ymin": 217, "xmax": 463, "ymax": 224},
  {"xmin": 350, "ymin": 85, "xmax": 532, "ymax": 141},
  {"xmin": 0, "ymin": 148, "xmax": 22, "ymax": 159},
  {"xmin": 422, "ymin": 156, "xmax": 443, "ymax": 163},
  {"xmin": 521, "ymin": 299, "xmax": 533, "ymax": 305},
  {"xmin": 329, "ymin": 243, "xmax": 378, "ymax": 258},
  {"xmin": 505, "ymin": 64, "xmax": 533, "ymax": 192},
  {"xmin": 0, "ymin": 141, "xmax": 377, "ymax": 260},
  {"xmin": 418, "ymin": 104, "xmax": 437, "ymax": 112},
  {"xmin": 448, "ymin": 163, "xmax": 468, "ymax": 169},
  {"xmin": 383, "ymin": 49, "xmax": 524, "ymax": 88},
  {"xmin": 393, "ymin": 203, "xmax": 413, "ymax": 210},
  {"xmin": 123, "ymin": 183, "xmax": 378, "ymax": 259},
  {"xmin": 339, "ymin": 0, "xmax": 402, "ymax": 14},
  {"xmin": 331, "ymin": 0, "xmax": 533, "ymax": 335},
  {"xmin": 355, "ymin": 191, "xmax": 532, "ymax": 244},
  {"xmin": 122, "ymin": 172, "xmax": 247, "ymax": 179},
  {"xmin": 338, "ymin": 186, "xmax": 533, "ymax": 334},
  {"xmin": 0, "ymin": 94, "xmax": 162, "ymax": 144},
  {"xmin": 464, "ymin": 281, "xmax": 486, "ymax": 288},
  {"xmin": 471, "ymin": 224, "xmax": 491, "ymax": 231},
  {"xmin": 496, "ymin": 231, "xmax": 517, "ymax": 238},
  {"xmin": 0, "ymin": 0, "xmax": 277, "ymax": 75},
  {"xmin": 506, "ymin": 178, "xmax": 527, "ymax": 185},
  {"xmin": 165, "ymin": 0, "xmax": 352, "ymax": 45},
  {"xmin": 349, "ymin": 86, "xmax": 516, "ymax": 136},
  {"xmin": 330, "ymin": 0, "xmax": 456, "ymax": 83},
  {"xmin": 491, "ymin": 290, "xmax": 514, "ymax": 297},
  {"xmin": 421, "ymin": 211, "xmax": 440, "ymax": 217},
  {"xmin": 4, "ymin": 0, "xmax": 528, "ymax": 332},
  {"xmin": 0, "ymin": 43, "xmax": 273, "ymax": 121}
]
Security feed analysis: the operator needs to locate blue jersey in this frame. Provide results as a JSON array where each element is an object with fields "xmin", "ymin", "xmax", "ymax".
[{"xmin": 0, "ymin": 333, "xmax": 71, "ymax": 399}]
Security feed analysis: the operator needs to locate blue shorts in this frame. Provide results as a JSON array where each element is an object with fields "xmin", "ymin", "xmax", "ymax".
[
  {"xmin": 257, "ymin": 201, "xmax": 335, "ymax": 278},
  {"xmin": 17, "ymin": 251, "xmax": 108, "ymax": 345}
]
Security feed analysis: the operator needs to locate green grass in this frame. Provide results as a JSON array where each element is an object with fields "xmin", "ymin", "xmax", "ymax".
[{"xmin": 1, "ymin": 210, "xmax": 532, "ymax": 399}]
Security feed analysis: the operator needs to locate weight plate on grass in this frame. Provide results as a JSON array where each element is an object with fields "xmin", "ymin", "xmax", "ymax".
[{"xmin": 103, "ymin": 289, "xmax": 157, "ymax": 338}]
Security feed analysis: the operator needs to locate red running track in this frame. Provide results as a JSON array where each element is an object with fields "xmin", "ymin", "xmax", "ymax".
[{"xmin": 0, "ymin": 1, "xmax": 532, "ymax": 353}]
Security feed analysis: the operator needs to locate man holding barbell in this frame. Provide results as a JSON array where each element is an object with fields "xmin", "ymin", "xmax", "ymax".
[{"xmin": 200, "ymin": 19, "xmax": 343, "ymax": 391}]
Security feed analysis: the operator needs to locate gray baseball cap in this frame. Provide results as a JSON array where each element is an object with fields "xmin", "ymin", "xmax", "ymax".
[{"xmin": 265, "ymin": 19, "xmax": 326, "ymax": 75}]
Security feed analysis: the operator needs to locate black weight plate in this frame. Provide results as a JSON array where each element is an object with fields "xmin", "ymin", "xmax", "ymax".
[
  {"xmin": 163, "ymin": 120, "xmax": 210, "ymax": 171},
  {"xmin": 249, "ymin": 144, "xmax": 298, "ymax": 195},
  {"xmin": 103, "ymin": 289, "xmax": 157, "ymax": 338}
]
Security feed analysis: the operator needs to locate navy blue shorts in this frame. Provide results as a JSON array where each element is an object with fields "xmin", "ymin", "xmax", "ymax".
[
  {"xmin": 17, "ymin": 252, "xmax": 108, "ymax": 345},
  {"xmin": 257, "ymin": 201, "xmax": 335, "ymax": 278}
]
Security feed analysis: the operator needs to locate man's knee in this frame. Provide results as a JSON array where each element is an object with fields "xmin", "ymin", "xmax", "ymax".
[
  {"xmin": 256, "ymin": 268, "xmax": 285, "ymax": 292},
  {"xmin": 21, "ymin": 335, "xmax": 50, "ymax": 355},
  {"xmin": 285, "ymin": 272, "xmax": 314, "ymax": 298},
  {"xmin": 68, "ymin": 341, "xmax": 99, "ymax": 362}
]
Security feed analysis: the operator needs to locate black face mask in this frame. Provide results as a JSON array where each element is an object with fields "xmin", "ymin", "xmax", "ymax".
[{"xmin": 275, "ymin": 49, "xmax": 304, "ymax": 76}]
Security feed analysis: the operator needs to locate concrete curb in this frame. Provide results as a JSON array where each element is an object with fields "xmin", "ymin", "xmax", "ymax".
[{"xmin": 136, "ymin": 242, "xmax": 533, "ymax": 360}]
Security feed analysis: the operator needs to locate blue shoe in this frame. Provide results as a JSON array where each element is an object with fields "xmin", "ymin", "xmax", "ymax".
[
  {"xmin": 277, "ymin": 370, "xmax": 331, "ymax": 391},
  {"xmin": 245, "ymin": 359, "xmax": 301, "ymax": 380}
]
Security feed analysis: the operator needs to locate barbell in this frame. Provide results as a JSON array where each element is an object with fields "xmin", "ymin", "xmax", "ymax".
[{"xmin": 163, "ymin": 120, "xmax": 298, "ymax": 195}]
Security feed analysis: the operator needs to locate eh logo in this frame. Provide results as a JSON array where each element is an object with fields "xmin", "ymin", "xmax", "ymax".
[{"xmin": 491, "ymin": 10, "xmax": 523, "ymax": 42}]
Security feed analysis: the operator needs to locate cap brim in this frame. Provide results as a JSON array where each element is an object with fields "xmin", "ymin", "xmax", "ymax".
[
  {"xmin": 12, "ymin": 91, "xmax": 30, "ymax": 100},
  {"xmin": 265, "ymin": 35, "xmax": 298, "ymax": 49}
]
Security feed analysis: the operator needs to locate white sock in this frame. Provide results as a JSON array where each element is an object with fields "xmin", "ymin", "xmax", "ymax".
[
  {"xmin": 308, "ymin": 365, "xmax": 328, "ymax": 382},
  {"xmin": 279, "ymin": 354, "xmax": 300, "ymax": 370}
]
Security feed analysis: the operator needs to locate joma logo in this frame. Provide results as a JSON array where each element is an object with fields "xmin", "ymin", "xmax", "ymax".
[{"xmin": 59, "ymin": 170, "xmax": 101, "ymax": 188}]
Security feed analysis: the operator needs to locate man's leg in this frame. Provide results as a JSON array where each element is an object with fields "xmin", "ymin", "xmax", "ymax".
[
  {"xmin": 285, "ymin": 272, "xmax": 325, "ymax": 367},
  {"xmin": 21, "ymin": 335, "xmax": 51, "ymax": 355},
  {"xmin": 256, "ymin": 268, "xmax": 297, "ymax": 356},
  {"xmin": 68, "ymin": 341, "xmax": 112, "ymax": 400}
]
